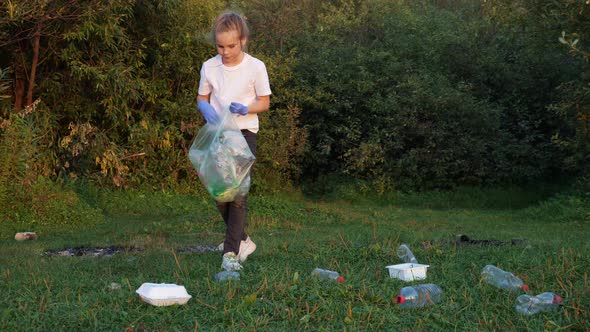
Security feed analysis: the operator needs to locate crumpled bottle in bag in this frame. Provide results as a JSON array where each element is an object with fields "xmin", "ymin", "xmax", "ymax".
[{"xmin": 188, "ymin": 110, "xmax": 255, "ymax": 202}]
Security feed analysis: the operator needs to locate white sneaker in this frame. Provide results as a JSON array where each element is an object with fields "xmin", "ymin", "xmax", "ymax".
[
  {"xmin": 237, "ymin": 237, "xmax": 257, "ymax": 263},
  {"xmin": 217, "ymin": 238, "xmax": 257, "ymax": 259},
  {"xmin": 221, "ymin": 252, "xmax": 242, "ymax": 271}
]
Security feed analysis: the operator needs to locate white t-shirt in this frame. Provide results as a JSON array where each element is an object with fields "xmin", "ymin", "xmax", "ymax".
[{"xmin": 198, "ymin": 53, "xmax": 272, "ymax": 133}]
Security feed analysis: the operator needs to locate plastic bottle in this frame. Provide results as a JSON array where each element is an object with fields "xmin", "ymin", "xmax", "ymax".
[
  {"xmin": 516, "ymin": 292, "xmax": 563, "ymax": 316},
  {"xmin": 395, "ymin": 284, "xmax": 442, "ymax": 307},
  {"xmin": 397, "ymin": 244, "xmax": 418, "ymax": 264},
  {"xmin": 312, "ymin": 268, "xmax": 345, "ymax": 283},
  {"xmin": 214, "ymin": 271, "xmax": 240, "ymax": 281},
  {"xmin": 515, "ymin": 292, "xmax": 562, "ymax": 315},
  {"xmin": 481, "ymin": 265, "xmax": 529, "ymax": 292}
]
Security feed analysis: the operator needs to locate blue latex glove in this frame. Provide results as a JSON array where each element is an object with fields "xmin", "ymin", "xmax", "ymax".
[
  {"xmin": 229, "ymin": 102, "xmax": 249, "ymax": 116},
  {"xmin": 198, "ymin": 100, "xmax": 219, "ymax": 124}
]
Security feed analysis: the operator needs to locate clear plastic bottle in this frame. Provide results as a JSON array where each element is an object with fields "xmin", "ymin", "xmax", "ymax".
[
  {"xmin": 515, "ymin": 292, "xmax": 562, "ymax": 315},
  {"xmin": 214, "ymin": 271, "xmax": 240, "ymax": 281},
  {"xmin": 481, "ymin": 265, "xmax": 529, "ymax": 292},
  {"xmin": 312, "ymin": 268, "xmax": 345, "ymax": 283},
  {"xmin": 397, "ymin": 244, "xmax": 418, "ymax": 263},
  {"xmin": 395, "ymin": 284, "xmax": 442, "ymax": 307}
]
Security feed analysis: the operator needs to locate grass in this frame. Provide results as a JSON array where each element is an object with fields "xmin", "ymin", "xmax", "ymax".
[{"xmin": 0, "ymin": 185, "xmax": 589, "ymax": 331}]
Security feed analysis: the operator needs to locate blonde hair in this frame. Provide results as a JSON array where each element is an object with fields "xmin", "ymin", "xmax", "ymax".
[{"xmin": 212, "ymin": 11, "xmax": 249, "ymax": 44}]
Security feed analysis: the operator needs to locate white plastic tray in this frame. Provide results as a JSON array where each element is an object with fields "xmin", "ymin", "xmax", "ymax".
[
  {"xmin": 136, "ymin": 283, "xmax": 192, "ymax": 306},
  {"xmin": 385, "ymin": 263, "xmax": 430, "ymax": 281}
]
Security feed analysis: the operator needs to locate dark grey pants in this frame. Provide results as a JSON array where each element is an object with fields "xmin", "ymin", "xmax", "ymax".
[{"xmin": 218, "ymin": 129, "xmax": 256, "ymax": 255}]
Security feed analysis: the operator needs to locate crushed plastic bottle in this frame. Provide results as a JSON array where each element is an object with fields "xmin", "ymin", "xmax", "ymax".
[
  {"xmin": 395, "ymin": 284, "xmax": 442, "ymax": 307},
  {"xmin": 214, "ymin": 271, "xmax": 240, "ymax": 281},
  {"xmin": 311, "ymin": 268, "xmax": 345, "ymax": 283},
  {"xmin": 481, "ymin": 265, "xmax": 529, "ymax": 292},
  {"xmin": 397, "ymin": 244, "xmax": 418, "ymax": 263},
  {"xmin": 515, "ymin": 292, "xmax": 562, "ymax": 315}
]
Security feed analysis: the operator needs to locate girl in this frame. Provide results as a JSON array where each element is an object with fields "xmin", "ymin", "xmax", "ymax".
[{"xmin": 197, "ymin": 11, "xmax": 271, "ymax": 271}]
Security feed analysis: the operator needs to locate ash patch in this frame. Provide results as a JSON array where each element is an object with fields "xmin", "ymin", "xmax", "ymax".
[
  {"xmin": 420, "ymin": 235, "xmax": 527, "ymax": 250},
  {"xmin": 43, "ymin": 246, "xmax": 142, "ymax": 257},
  {"xmin": 176, "ymin": 245, "xmax": 220, "ymax": 254},
  {"xmin": 454, "ymin": 234, "xmax": 526, "ymax": 246}
]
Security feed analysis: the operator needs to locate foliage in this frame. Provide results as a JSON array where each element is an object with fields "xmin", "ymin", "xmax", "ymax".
[
  {"xmin": 255, "ymin": 51, "xmax": 308, "ymax": 190},
  {"xmin": 483, "ymin": 0, "xmax": 590, "ymax": 185},
  {"xmin": 1, "ymin": 0, "xmax": 589, "ymax": 194},
  {"xmin": 548, "ymin": 1, "xmax": 590, "ymax": 182},
  {"xmin": 286, "ymin": 1, "xmax": 578, "ymax": 189},
  {"xmin": 0, "ymin": 101, "xmax": 56, "ymax": 187},
  {"xmin": 0, "ymin": 102, "xmax": 103, "ymax": 236}
]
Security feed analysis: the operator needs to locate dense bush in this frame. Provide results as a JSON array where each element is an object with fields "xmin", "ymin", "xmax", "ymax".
[{"xmin": 284, "ymin": 1, "xmax": 585, "ymax": 189}]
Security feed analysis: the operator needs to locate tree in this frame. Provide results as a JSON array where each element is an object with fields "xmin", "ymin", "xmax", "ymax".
[{"xmin": 0, "ymin": 1, "xmax": 112, "ymax": 110}]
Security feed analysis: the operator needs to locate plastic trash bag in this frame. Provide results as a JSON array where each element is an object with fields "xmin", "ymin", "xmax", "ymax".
[{"xmin": 189, "ymin": 111, "xmax": 255, "ymax": 202}]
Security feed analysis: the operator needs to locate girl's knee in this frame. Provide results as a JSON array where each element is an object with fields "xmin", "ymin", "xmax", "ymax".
[{"xmin": 232, "ymin": 196, "xmax": 248, "ymax": 208}]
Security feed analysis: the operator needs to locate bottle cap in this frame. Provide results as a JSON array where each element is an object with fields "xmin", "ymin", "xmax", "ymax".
[
  {"xmin": 337, "ymin": 276, "xmax": 345, "ymax": 283},
  {"xmin": 520, "ymin": 284, "xmax": 530, "ymax": 291},
  {"xmin": 395, "ymin": 295, "xmax": 405, "ymax": 304},
  {"xmin": 553, "ymin": 295, "xmax": 563, "ymax": 304}
]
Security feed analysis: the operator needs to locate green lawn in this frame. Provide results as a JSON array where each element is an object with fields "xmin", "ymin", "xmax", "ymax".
[{"xmin": 1, "ymin": 188, "xmax": 589, "ymax": 331}]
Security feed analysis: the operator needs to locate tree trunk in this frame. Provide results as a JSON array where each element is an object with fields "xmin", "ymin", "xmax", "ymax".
[{"xmin": 26, "ymin": 25, "xmax": 42, "ymax": 107}]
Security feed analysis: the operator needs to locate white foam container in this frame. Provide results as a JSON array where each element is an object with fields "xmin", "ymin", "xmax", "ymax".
[
  {"xmin": 385, "ymin": 263, "xmax": 430, "ymax": 281},
  {"xmin": 136, "ymin": 283, "xmax": 192, "ymax": 306}
]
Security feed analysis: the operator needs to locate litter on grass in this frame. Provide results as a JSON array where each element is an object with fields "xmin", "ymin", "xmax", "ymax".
[
  {"xmin": 397, "ymin": 243, "xmax": 418, "ymax": 264},
  {"xmin": 136, "ymin": 283, "xmax": 192, "ymax": 306},
  {"xmin": 109, "ymin": 282, "xmax": 122, "ymax": 292},
  {"xmin": 386, "ymin": 263, "xmax": 430, "ymax": 282},
  {"xmin": 15, "ymin": 232, "xmax": 38, "ymax": 241}
]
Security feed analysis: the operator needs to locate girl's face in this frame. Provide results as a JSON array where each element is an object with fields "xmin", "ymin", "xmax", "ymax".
[{"xmin": 215, "ymin": 30, "xmax": 246, "ymax": 66}]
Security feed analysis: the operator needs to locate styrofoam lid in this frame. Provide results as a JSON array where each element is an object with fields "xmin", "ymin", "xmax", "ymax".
[
  {"xmin": 386, "ymin": 263, "xmax": 430, "ymax": 270},
  {"xmin": 136, "ymin": 283, "xmax": 192, "ymax": 300}
]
